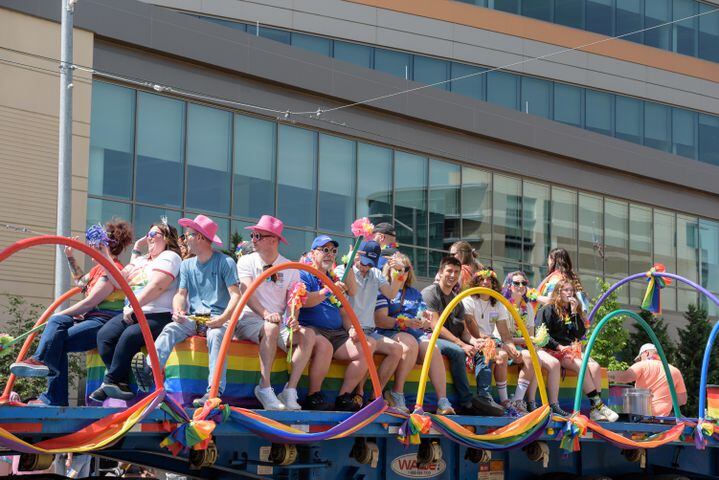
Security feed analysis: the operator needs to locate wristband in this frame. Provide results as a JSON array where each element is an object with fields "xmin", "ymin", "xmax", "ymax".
[
  {"xmin": 132, "ymin": 249, "xmax": 142, "ymax": 255},
  {"xmin": 319, "ymin": 287, "xmax": 331, "ymax": 297}
]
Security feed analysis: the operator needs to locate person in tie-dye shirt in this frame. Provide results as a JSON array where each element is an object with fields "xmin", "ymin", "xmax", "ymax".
[{"xmin": 536, "ymin": 248, "xmax": 589, "ymax": 314}]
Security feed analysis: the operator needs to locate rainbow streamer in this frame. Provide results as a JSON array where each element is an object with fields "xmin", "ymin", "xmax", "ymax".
[
  {"xmin": 161, "ymin": 398, "xmax": 229, "ymax": 455},
  {"xmin": 397, "ymin": 409, "xmax": 432, "ymax": 446},
  {"xmin": 641, "ymin": 264, "xmax": 672, "ymax": 314}
]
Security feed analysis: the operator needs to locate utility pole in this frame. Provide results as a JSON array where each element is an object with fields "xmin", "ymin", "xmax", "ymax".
[{"xmin": 54, "ymin": 0, "xmax": 75, "ymax": 301}]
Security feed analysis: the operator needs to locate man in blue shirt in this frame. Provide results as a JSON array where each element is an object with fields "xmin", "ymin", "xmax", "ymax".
[
  {"xmin": 132, "ymin": 215, "xmax": 241, "ymax": 406},
  {"xmin": 297, "ymin": 235, "xmax": 376, "ymax": 411}
]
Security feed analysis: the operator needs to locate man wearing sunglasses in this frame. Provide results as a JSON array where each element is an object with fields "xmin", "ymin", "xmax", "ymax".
[
  {"xmin": 132, "ymin": 214, "xmax": 241, "ymax": 407},
  {"xmin": 233, "ymin": 215, "xmax": 307, "ymax": 411},
  {"xmin": 373, "ymin": 223, "xmax": 398, "ymax": 269},
  {"xmin": 295, "ymin": 235, "xmax": 374, "ymax": 411}
]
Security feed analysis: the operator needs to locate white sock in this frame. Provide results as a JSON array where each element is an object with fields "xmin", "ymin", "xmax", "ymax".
[
  {"xmin": 497, "ymin": 381, "xmax": 508, "ymax": 402},
  {"xmin": 513, "ymin": 379, "xmax": 530, "ymax": 401}
]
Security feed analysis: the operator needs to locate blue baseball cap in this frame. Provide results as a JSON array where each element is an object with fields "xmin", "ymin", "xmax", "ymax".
[
  {"xmin": 311, "ymin": 235, "xmax": 339, "ymax": 250},
  {"xmin": 358, "ymin": 240, "xmax": 381, "ymax": 267}
]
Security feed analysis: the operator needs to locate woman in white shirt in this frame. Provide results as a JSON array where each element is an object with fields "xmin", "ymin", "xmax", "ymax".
[{"xmin": 92, "ymin": 221, "xmax": 182, "ymax": 401}]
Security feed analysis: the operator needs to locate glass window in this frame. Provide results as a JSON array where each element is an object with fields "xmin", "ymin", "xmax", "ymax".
[
  {"xmin": 135, "ymin": 92, "xmax": 184, "ymax": 208},
  {"xmin": 233, "ymin": 115, "xmax": 276, "ymax": 219},
  {"xmin": 277, "ymin": 125, "xmax": 317, "ymax": 228},
  {"xmin": 645, "ymin": 0, "xmax": 672, "ymax": 50},
  {"xmin": 86, "ymin": 198, "xmax": 131, "ymax": 228},
  {"xmin": 578, "ymin": 193, "xmax": 603, "ymax": 280},
  {"xmin": 672, "ymin": 108, "xmax": 696, "ymax": 159},
  {"xmin": 678, "ymin": 287, "xmax": 698, "ymax": 311},
  {"xmin": 319, "ymin": 134, "xmax": 355, "ymax": 233},
  {"xmin": 291, "ymin": 33, "xmax": 331, "ymax": 56},
  {"xmin": 493, "ymin": 175, "xmax": 522, "ymax": 262},
  {"xmin": 522, "ymin": 181, "xmax": 550, "ymax": 267},
  {"xmin": 201, "ymin": 16, "xmax": 244, "ymax": 31},
  {"xmin": 677, "ymin": 214, "xmax": 698, "ymax": 282},
  {"xmin": 673, "ymin": 0, "xmax": 697, "ymax": 56},
  {"xmin": 551, "ymin": 187, "xmax": 577, "ymax": 258},
  {"xmin": 394, "ymin": 151, "xmax": 428, "ymax": 247},
  {"xmin": 698, "ymin": 114, "xmax": 719, "ymax": 166},
  {"xmin": 553, "ymin": 83, "xmax": 582, "ymax": 127},
  {"xmin": 413, "ymin": 56, "xmax": 450, "ymax": 90},
  {"xmin": 89, "ymin": 82, "xmax": 134, "ymax": 199},
  {"xmin": 229, "ymin": 219, "xmax": 253, "ymax": 248},
  {"xmin": 186, "ymin": 104, "xmax": 231, "ymax": 215},
  {"xmin": 604, "ymin": 199, "xmax": 629, "ymax": 277},
  {"xmin": 429, "ymin": 160, "xmax": 460, "ymax": 250},
  {"xmin": 493, "ymin": 260, "xmax": 522, "ymax": 284},
  {"xmin": 357, "ymin": 143, "xmax": 393, "ymax": 224},
  {"xmin": 699, "ymin": 219, "xmax": 719, "ymax": 316},
  {"xmin": 522, "ymin": 0, "xmax": 552, "ymax": 22},
  {"xmin": 333, "ymin": 41, "xmax": 372, "ymax": 68},
  {"xmin": 654, "ymin": 209, "xmax": 676, "ymax": 311},
  {"xmin": 699, "ymin": 2, "xmax": 719, "ymax": 63},
  {"xmin": 429, "ymin": 250, "xmax": 447, "ymax": 280},
  {"xmin": 461, "ymin": 167, "xmax": 492, "ymax": 258},
  {"xmin": 585, "ymin": 90, "xmax": 613, "ymax": 136},
  {"xmin": 281, "ymin": 228, "xmax": 316, "ymax": 263},
  {"xmin": 247, "ymin": 25, "xmax": 291, "ymax": 44},
  {"xmin": 629, "ymin": 204, "xmax": 652, "ymax": 304},
  {"xmin": 374, "ymin": 48, "xmax": 411, "ymax": 79},
  {"xmin": 487, "ymin": 71, "xmax": 519, "ymax": 110},
  {"xmin": 586, "ymin": 0, "xmax": 614, "ymax": 36},
  {"xmin": 644, "ymin": 102, "xmax": 671, "ymax": 152},
  {"xmin": 492, "ymin": 0, "xmax": 520, "ymax": 14},
  {"xmin": 615, "ymin": 96, "xmax": 643, "ymax": 144},
  {"xmin": 450, "ymin": 62, "xmax": 485, "ymax": 100},
  {"xmin": 521, "ymin": 77, "xmax": 552, "ymax": 118},
  {"xmin": 616, "ymin": 0, "xmax": 644, "ymax": 43},
  {"xmin": 555, "ymin": 0, "xmax": 584, "ymax": 28},
  {"xmin": 133, "ymin": 205, "xmax": 182, "ymax": 242}
]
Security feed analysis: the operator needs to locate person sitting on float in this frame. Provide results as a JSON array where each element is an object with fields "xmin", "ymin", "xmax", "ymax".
[
  {"xmin": 374, "ymin": 253, "xmax": 456, "ymax": 415},
  {"xmin": 463, "ymin": 268, "xmax": 535, "ymax": 415},
  {"xmin": 10, "ymin": 220, "xmax": 133, "ymax": 406},
  {"xmin": 132, "ymin": 214, "xmax": 241, "ymax": 407},
  {"xmin": 535, "ymin": 279, "xmax": 618, "ymax": 422},
  {"xmin": 501, "ymin": 270, "xmax": 566, "ymax": 416},
  {"xmin": 296, "ymin": 235, "xmax": 375, "ymax": 411},
  {"xmin": 536, "ymin": 248, "xmax": 589, "ymax": 312},
  {"xmin": 91, "ymin": 220, "xmax": 182, "ymax": 401}
]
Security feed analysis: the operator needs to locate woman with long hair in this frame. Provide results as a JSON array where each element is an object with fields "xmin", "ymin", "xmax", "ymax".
[
  {"xmin": 374, "ymin": 253, "xmax": 455, "ymax": 415},
  {"xmin": 448, "ymin": 241, "xmax": 482, "ymax": 292},
  {"xmin": 10, "ymin": 220, "xmax": 134, "ymax": 406},
  {"xmin": 91, "ymin": 220, "xmax": 182, "ymax": 400},
  {"xmin": 501, "ymin": 271, "xmax": 566, "ymax": 416},
  {"xmin": 535, "ymin": 279, "xmax": 617, "ymax": 422},
  {"xmin": 536, "ymin": 248, "xmax": 589, "ymax": 312}
]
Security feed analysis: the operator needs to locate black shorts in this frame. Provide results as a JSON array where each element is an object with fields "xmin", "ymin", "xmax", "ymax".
[{"xmin": 309, "ymin": 326, "xmax": 350, "ymax": 353}]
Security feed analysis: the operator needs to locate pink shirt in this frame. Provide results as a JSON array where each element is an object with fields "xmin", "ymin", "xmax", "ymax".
[{"xmin": 629, "ymin": 359, "xmax": 686, "ymax": 417}]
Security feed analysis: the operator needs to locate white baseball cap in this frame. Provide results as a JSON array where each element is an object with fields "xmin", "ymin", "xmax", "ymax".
[{"xmin": 634, "ymin": 343, "xmax": 657, "ymax": 362}]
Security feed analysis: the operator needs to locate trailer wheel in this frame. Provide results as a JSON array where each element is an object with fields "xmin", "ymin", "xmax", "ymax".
[
  {"xmin": 17, "ymin": 453, "xmax": 54, "ymax": 472},
  {"xmin": 189, "ymin": 440, "xmax": 218, "ymax": 470}
]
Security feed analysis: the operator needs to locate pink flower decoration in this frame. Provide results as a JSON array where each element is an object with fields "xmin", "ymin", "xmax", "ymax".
[{"xmin": 351, "ymin": 217, "xmax": 374, "ymax": 238}]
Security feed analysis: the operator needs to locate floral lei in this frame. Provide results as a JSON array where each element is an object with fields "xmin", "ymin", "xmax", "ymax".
[{"xmin": 323, "ymin": 269, "xmax": 343, "ymax": 309}]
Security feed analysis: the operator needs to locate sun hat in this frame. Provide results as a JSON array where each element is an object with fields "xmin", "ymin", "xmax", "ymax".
[{"xmin": 178, "ymin": 214, "xmax": 223, "ymax": 246}]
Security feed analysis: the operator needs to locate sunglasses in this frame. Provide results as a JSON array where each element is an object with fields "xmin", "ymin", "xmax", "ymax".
[
  {"xmin": 250, "ymin": 232, "xmax": 273, "ymax": 241},
  {"xmin": 185, "ymin": 231, "xmax": 201, "ymax": 239},
  {"xmin": 316, "ymin": 246, "xmax": 338, "ymax": 255},
  {"xmin": 512, "ymin": 281, "xmax": 528, "ymax": 287},
  {"xmin": 147, "ymin": 230, "xmax": 164, "ymax": 239},
  {"xmin": 262, "ymin": 264, "xmax": 278, "ymax": 283}
]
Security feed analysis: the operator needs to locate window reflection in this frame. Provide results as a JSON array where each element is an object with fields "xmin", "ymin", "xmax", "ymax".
[
  {"xmin": 277, "ymin": 126, "xmax": 317, "ymax": 228},
  {"xmin": 578, "ymin": 193, "xmax": 603, "ymax": 281},
  {"xmin": 523, "ymin": 182, "xmax": 550, "ymax": 267},
  {"xmin": 233, "ymin": 115, "xmax": 276, "ymax": 219},
  {"xmin": 551, "ymin": 187, "xmax": 577, "ymax": 258},
  {"xmin": 394, "ymin": 151, "xmax": 428, "ymax": 247},
  {"xmin": 357, "ymin": 143, "xmax": 393, "ymax": 224},
  {"xmin": 493, "ymin": 175, "xmax": 522, "ymax": 262},
  {"xmin": 319, "ymin": 135, "xmax": 356, "ymax": 233},
  {"xmin": 462, "ymin": 167, "xmax": 492, "ymax": 258},
  {"xmin": 604, "ymin": 199, "xmax": 629, "ymax": 277},
  {"xmin": 429, "ymin": 160, "xmax": 460, "ymax": 250}
]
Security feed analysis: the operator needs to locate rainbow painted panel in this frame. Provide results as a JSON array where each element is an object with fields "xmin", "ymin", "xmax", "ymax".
[{"xmin": 85, "ymin": 336, "xmax": 606, "ymax": 411}]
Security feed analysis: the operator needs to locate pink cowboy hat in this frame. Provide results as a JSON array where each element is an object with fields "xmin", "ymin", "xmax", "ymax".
[
  {"xmin": 245, "ymin": 215, "xmax": 288, "ymax": 244},
  {"xmin": 178, "ymin": 214, "xmax": 223, "ymax": 246}
]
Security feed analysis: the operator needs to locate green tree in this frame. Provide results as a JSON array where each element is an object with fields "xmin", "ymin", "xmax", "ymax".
[
  {"xmin": 221, "ymin": 231, "xmax": 248, "ymax": 261},
  {"xmin": 0, "ymin": 295, "xmax": 84, "ymax": 402},
  {"xmin": 675, "ymin": 303, "xmax": 716, "ymax": 417},
  {"xmin": 585, "ymin": 279, "xmax": 630, "ymax": 371},
  {"xmin": 624, "ymin": 309, "xmax": 677, "ymax": 365}
]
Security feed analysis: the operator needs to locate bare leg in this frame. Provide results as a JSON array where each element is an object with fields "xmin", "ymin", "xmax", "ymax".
[
  {"xmin": 373, "ymin": 336, "xmax": 403, "ymax": 390},
  {"xmin": 258, "ymin": 322, "xmax": 279, "ymax": 388},
  {"xmin": 287, "ymin": 327, "xmax": 316, "ymax": 389},
  {"xmin": 419, "ymin": 341, "xmax": 447, "ymax": 399},
  {"xmin": 335, "ymin": 337, "xmax": 374, "ymax": 395},
  {"xmin": 308, "ymin": 336, "xmax": 333, "ymax": 394},
  {"xmin": 391, "ymin": 332, "xmax": 419, "ymax": 393},
  {"xmin": 561, "ymin": 357, "xmax": 593, "ymax": 394}
]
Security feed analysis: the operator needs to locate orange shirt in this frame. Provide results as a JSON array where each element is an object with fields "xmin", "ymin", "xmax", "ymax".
[{"xmin": 629, "ymin": 359, "xmax": 686, "ymax": 417}]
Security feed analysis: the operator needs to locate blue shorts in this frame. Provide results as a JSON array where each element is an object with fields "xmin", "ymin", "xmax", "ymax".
[{"xmin": 375, "ymin": 328, "xmax": 429, "ymax": 342}]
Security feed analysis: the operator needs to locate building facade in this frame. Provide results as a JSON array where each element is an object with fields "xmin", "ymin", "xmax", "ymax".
[{"xmin": 0, "ymin": 0, "xmax": 718, "ymax": 330}]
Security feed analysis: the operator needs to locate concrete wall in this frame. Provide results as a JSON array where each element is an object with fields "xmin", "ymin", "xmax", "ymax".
[{"xmin": 0, "ymin": 8, "xmax": 93, "ymax": 312}]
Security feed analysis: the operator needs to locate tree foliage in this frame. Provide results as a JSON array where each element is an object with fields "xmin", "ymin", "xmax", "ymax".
[
  {"xmin": 585, "ymin": 279, "xmax": 630, "ymax": 371},
  {"xmin": 624, "ymin": 309, "xmax": 677, "ymax": 365}
]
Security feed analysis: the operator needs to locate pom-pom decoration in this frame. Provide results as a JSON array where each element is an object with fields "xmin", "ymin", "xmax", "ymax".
[
  {"xmin": 285, "ymin": 282, "xmax": 309, "ymax": 363},
  {"xmin": 396, "ymin": 314, "xmax": 411, "ymax": 331},
  {"xmin": 530, "ymin": 323, "xmax": 549, "ymax": 347},
  {"xmin": 526, "ymin": 288, "xmax": 539, "ymax": 302},
  {"xmin": 85, "ymin": 224, "xmax": 110, "ymax": 248},
  {"xmin": 351, "ymin": 217, "xmax": 374, "ymax": 238},
  {"xmin": 565, "ymin": 341, "xmax": 583, "ymax": 360},
  {"xmin": 482, "ymin": 338, "xmax": 497, "ymax": 361}
]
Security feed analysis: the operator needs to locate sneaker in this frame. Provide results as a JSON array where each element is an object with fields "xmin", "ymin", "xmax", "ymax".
[
  {"xmin": 277, "ymin": 387, "xmax": 302, "ymax": 411},
  {"xmin": 550, "ymin": 403, "xmax": 570, "ymax": 417},
  {"xmin": 472, "ymin": 396, "xmax": 505, "ymax": 416},
  {"xmin": 384, "ymin": 390, "xmax": 409, "ymax": 414},
  {"xmin": 436, "ymin": 397, "xmax": 456, "ymax": 415},
  {"xmin": 334, "ymin": 393, "xmax": 360, "ymax": 412},
  {"xmin": 526, "ymin": 400, "xmax": 537, "ymax": 412},
  {"xmin": 192, "ymin": 393, "xmax": 211, "ymax": 408},
  {"xmin": 254, "ymin": 385, "xmax": 285, "ymax": 410},
  {"xmin": 102, "ymin": 382, "xmax": 135, "ymax": 400},
  {"xmin": 303, "ymin": 392, "xmax": 329, "ymax": 411},
  {"xmin": 512, "ymin": 400, "xmax": 528, "ymax": 415},
  {"xmin": 26, "ymin": 399, "xmax": 49, "ymax": 407},
  {"xmin": 131, "ymin": 352, "xmax": 155, "ymax": 392},
  {"xmin": 501, "ymin": 399, "xmax": 520, "ymax": 418},
  {"xmin": 596, "ymin": 402, "xmax": 619, "ymax": 423},
  {"xmin": 10, "ymin": 358, "xmax": 49, "ymax": 377},
  {"xmin": 88, "ymin": 386, "xmax": 107, "ymax": 403}
]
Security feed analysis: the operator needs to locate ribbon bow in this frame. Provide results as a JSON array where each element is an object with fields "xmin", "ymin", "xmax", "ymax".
[{"xmin": 641, "ymin": 263, "xmax": 672, "ymax": 314}]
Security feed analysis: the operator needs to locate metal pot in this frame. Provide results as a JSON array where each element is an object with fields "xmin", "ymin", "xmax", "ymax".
[{"xmin": 623, "ymin": 388, "xmax": 653, "ymax": 416}]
